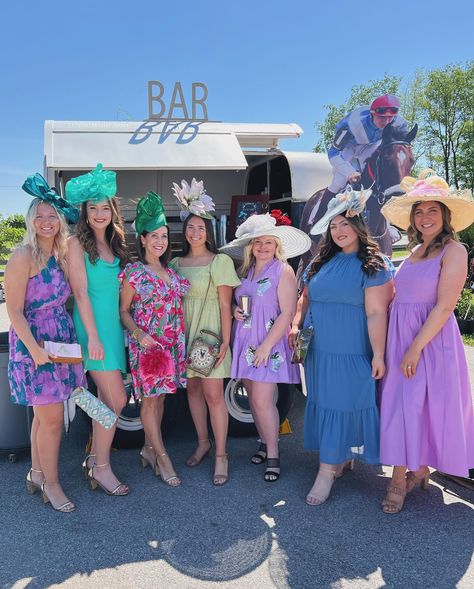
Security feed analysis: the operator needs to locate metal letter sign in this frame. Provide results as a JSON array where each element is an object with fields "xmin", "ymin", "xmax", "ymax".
[{"xmin": 148, "ymin": 81, "xmax": 209, "ymax": 121}]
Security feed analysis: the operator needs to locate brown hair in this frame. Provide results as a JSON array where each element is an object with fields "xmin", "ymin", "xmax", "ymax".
[
  {"xmin": 136, "ymin": 226, "xmax": 171, "ymax": 266},
  {"xmin": 75, "ymin": 198, "xmax": 128, "ymax": 266},
  {"xmin": 307, "ymin": 213, "xmax": 387, "ymax": 280},
  {"xmin": 181, "ymin": 214, "xmax": 218, "ymax": 256},
  {"xmin": 407, "ymin": 201, "xmax": 458, "ymax": 257}
]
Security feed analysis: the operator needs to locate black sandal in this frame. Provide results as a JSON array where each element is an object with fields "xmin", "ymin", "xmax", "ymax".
[
  {"xmin": 264, "ymin": 457, "xmax": 280, "ymax": 482},
  {"xmin": 251, "ymin": 442, "xmax": 267, "ymax": 465}
]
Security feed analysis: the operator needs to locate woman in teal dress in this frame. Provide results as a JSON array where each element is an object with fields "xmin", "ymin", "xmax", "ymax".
[
  {"xmin": 66, "ymin": 164, "xmax": 130, "ymax": 496},
  {"xmin": 290, "ymin": 187, "xmax": 393, "ymax": 506},
  {"xmin": 170, "ymin": 179, "xmax": 240, "ymax": 486}
]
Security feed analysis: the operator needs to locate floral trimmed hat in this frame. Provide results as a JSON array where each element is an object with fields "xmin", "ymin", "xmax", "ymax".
[
  {"xmin": 65, "ymin": 164, "xmax": 116, "ymax": 206},
  {"xmin": 381, "ymin": 169, "xmax": 474, "ymax": 232},
  {"xmin": 172, "ymin": 178, "xmax": 215, "ymax": 221},
  {"xmin": 310, "ymin": 185, "xmax": 372, "ymax": 235}
]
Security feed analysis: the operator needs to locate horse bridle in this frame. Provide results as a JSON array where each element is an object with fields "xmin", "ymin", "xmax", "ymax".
[{"xmin": 366, "ymin": 140, "xmax": 411, "ymax": 206}]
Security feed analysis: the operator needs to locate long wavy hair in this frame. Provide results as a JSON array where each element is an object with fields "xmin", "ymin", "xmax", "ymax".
[
  {"xmin": 407, "ymin": 201, "xmax": 458, "ymax": 257},
  {"xmin": 75, "ymin": 198, "xmax": 128, "ymax": 266},
  {"xmin": 181, "ymin": 214, "xmax": 218, "ymax": 256},
  {"xmin": 307, "ymin": 213, "xmax": 386, "ymax": 280},
  {"xmin": 22, "ymin": 198, "xmax": 69, "ymax": 275},
  {"xmin": 239, "ymin": 236, "xmax": 286, "ymax": 278},
  {"xmin": 136, "ymin": 226, "xmax": 171, "ymax": 266}
]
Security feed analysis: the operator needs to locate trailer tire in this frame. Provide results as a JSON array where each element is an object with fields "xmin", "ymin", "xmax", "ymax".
[{"xmin": 224, "ymin": 378, "xmax": 296, "ymax": 437}]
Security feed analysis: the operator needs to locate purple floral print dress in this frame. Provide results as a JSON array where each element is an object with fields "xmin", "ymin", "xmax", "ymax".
[
  {"xmin": 119, "ymin": 262, "xmax": 189, "ymax": 398},
  {"xmin": 8, "ymin": 256, "xmax": 85, "ymax": 406}
]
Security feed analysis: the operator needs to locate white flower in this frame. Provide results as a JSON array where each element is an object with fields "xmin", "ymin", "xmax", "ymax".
[{"xmin": 235, "ymin": 213, "xmax": 276, "ymax": 239}]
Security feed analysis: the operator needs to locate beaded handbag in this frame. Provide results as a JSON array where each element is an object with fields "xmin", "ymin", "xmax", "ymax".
[{"xmin": 70, "ymin": 386, "xmax": 117, "ymax": 430}]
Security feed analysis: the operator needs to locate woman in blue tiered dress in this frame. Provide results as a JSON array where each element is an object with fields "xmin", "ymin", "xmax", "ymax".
[{"xmin": 290, "ymin": 187, "xmax": 393, "ymax": 505}]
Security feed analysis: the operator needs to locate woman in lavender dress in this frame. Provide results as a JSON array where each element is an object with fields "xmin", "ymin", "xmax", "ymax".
[
  {"xmin": 380, "ymin": 170, "xmax": 474, "ymax": 514},
  {"xmin": 222, "ymin": 214, "xmax": 311, "ymax": 481},
  {"xmin": 6, "ymin": 174, "xmax": 84, "ymax": 513}
]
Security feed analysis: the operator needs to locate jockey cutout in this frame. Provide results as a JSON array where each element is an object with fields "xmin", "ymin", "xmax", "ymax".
[{"xmin": 327, "ymin": 94, "xmax": 408, "ymax": 195}]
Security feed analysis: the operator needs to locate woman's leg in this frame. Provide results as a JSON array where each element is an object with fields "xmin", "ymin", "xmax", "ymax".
[
  {"xmin": 306, "ymin": 462, "xmax": 338, "ymax": 506},
  {"xmin": 186, "ymin": 377, "xmax": 212, "ymax": 465},
  {"xmin": 34, "ymin": 403, "xmax": 73, "ymax": 509},
  {"xmin": 140, "ymin": 396, "xmax": 180, "ymax": 486},
  {"xmin": 29, "ymin": 414, "xmax": 44, "ymax": 486},
  {"xmin": 87, "ymin": 370, "xmax": 127, "ymax": 492},
  {"xmin": 202, "ymin": 378, "xmax": 228, "ymax": 483},
  {"xmin": 382, "ymin": 465, "xmax": 408, "ymax": 513},
  {"xmin": 246, "ymin": 381, "xmax": 279, "ymax": 459}
]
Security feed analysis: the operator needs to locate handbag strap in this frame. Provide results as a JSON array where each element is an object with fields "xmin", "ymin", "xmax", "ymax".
[{"xmin": 192, "ymin": 256, "xmax": 215, "ymax": 334}]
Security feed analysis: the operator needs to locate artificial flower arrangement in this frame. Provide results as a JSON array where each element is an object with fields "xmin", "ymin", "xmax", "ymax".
[{"xmin": 269, "ymin": 209, "xmax": 292, "ymax": 226}]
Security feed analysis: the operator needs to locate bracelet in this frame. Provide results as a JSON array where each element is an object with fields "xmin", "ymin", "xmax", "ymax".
[{"xmin": 131, "ymin": 327, "xmax": 142, "ymax": 340}]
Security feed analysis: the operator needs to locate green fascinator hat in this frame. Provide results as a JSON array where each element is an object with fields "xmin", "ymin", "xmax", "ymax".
[
  {"xmin": 135, "ymin": 192, "xmax": 167, "ymax": 235},
  {"xmin": 65, "ymin": 164, "xmax": 117, "ymax": 205},
  {"xmin": 22, "ymin": 173, "xmax": 79, "ymax": 223}
]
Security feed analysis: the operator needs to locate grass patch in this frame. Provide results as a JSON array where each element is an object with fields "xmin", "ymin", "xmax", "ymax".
[
  {"xmin": 392, "ymin": 249, "xmax": 408, "ymax": 259},
  {"xmin": 462, "ymin": 334, "xmax": 474, "ymax": 347}
]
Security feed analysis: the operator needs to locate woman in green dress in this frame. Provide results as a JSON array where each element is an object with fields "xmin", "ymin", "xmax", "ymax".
[
  {"xmin": 66, "ymin": 164, "xmax": 130, "ymax": 496},
  {"xmin": 170, "ymin": 179, "xmax": 240, "ymax": 486}
]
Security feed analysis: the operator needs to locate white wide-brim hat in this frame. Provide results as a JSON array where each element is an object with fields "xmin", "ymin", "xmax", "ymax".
[
  {"xmin": 310, "ymin": 186, "xmax": 372, "ymax": 235},
  {"xmin": 381, "ymin": 169, "xmax": 474, "ymax": 232},
  {"xmin": 220, "ymin": 213, "xmax": 311, "ymax": 260}
]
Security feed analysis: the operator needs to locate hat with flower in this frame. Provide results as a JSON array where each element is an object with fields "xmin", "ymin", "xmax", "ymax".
[
  {"xmin": 172, "ymin": 178, "xmax": 215, "ymax": 221},
  {"xmin": 65, "ymin": 164, "xmax": 117, "ymax": 206},
  {"xmin": 309, "ymin": 185, "xmax": 372, "ymax": 235},
  {"xmin": 220, "ymin": 213, "xmax": 311, "ymax": 260},
  {"xmin": 381, "ymin": 169, "xmax": 474, "ymax": 231}
]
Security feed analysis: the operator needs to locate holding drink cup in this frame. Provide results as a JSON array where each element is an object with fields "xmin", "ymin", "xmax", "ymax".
[{"xmin": 239, "ymin": 295, "xmax": 252, "ymax": 319}]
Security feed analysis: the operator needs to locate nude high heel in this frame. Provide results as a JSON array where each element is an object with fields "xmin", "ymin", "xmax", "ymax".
[
  {"xmin": 186, "ymin": 439, "xmax": 212, "ymax": 467},
  {"xmin": 139, "ymin": 445, "xmax": 155, "ymax": 470},
  {"xmin": 335, "ymin": 459, "xmax": 354, "ymax": 479},
  {"xmin": 41, "ymin": 482, "xmax": 75, "ymax": 513},
  {"xmin": 88, "ymin": 463, "xmax": 129, "ymax": 496},
  {"xmin": 81, "ymin": 454, "xmax": 96, "ymax": 480},
  {"xmin": 406, "ymin": 467, "xmax": 430, "ymax": 493},
  {"xmin": 26, "ymin": 468, "xmax": 44, "ymax": 495}
]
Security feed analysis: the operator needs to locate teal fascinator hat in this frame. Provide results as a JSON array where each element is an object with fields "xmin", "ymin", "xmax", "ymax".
[
  {"xmin": 22, "ymin": 173, "xmax": 79, "ymax": 223},
  {"xmin": 65, "ymin": 164, "xmax": 117, "ymax": 205},
  {"xmin": 134, "ymin": 192, "xmax": 167, "ymax": 235}
]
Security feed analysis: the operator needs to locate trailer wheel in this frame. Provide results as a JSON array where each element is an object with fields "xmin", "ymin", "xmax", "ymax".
[{"xmin": 224, "ymin": 379, "xmax": 296, "ymax": 437}]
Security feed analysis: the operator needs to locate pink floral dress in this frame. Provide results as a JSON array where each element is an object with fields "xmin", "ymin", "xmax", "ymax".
[{"xmin": 119, "ymin": 262, "xmax": 189, "ymax": 398}]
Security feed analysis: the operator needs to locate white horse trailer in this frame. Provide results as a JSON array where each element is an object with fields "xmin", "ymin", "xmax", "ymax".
[{"xmin": 44, "ymin": 119, "xmax": 332, "ymax": 440}]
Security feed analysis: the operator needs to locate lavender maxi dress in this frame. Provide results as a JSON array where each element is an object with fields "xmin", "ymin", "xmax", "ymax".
[
  {"xmin": 8, "ymin": 256, "xmax": 85, "ymax": 406},
  {"xmin": 380, "ymin": 247, "xmax": 474, "ymax": 477}
]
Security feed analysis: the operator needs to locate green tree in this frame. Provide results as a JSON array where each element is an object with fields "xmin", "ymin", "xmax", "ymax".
[
  {"xmin": 314, "ymin": 74, "xmax": 401, "ymax": 152},
  {"xmin": 0, "ymin": 214, "xmax": 26, "ymax": 260}
]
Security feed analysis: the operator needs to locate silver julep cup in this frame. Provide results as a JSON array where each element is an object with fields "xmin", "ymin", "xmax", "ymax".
[{"xmin": 239, "ymin": 295, "xmax": 252, "ymax": 318}]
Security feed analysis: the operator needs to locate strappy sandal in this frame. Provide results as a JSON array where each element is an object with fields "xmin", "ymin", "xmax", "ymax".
[
  {"xmin": 382, "ymin": 485, "xmax": 406, "ymax": 514},
  {"xmin": 139, "ymin": 445, "xmax": 156, "ymax": 470},
  {"xmin": 88, "ymin": 463, "xmax": 129, "ymax": 496},
  {"xmin": 41, "ymin": 482, "xmax": 75, "ymax": 513},
  {"xmin": 406, "ymin": 467, "xmax": 430, "ymax": 493},
  {"xmin": 213, "ymin": 454, "xmax": 229, "ymax": 486},
  {"xmin": 335, "ymin": 459, "xmax": 354, "ymax": 479},
  {"xmin": 81, "ymin": 454, "xmax": 96, "ymax": 480},
  {"xmin": 186, "ymin": 439, "xmax": 212, "ymax": 467},
  {"xmin": 306, "ymin": 466, "xmax": 337, "ymax": 505},
  {"xmin": 156, "ymin": 452, "xmax": 182, "ymax": 487},
  {"xmin": 251, "ymin": 442, "xmax": 267, "ymax": 465},
  {"xmin": 26, "ymin": 468, "xmax": 44, "ymax": 495},
  {"xmin": 264, "ymin": 457, "xmax": 280, "ymax": 482}
]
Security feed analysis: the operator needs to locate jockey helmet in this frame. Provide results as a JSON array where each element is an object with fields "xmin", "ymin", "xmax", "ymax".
[{"xmin": 370, "ymin": 95, "xmax": 400, "ymax": 116}]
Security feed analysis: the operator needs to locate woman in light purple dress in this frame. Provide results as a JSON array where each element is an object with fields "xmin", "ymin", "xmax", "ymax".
[
  {"xmin": 6, "ymin": 174, "xmax": 84, "ymax": 513},
  {"xmin": 379, "ymin": 170, "xmax": 474, "ymax": 514},
  {"xmin": 222, "ymin": 214, "xmax": 311, "ymax": 482}
]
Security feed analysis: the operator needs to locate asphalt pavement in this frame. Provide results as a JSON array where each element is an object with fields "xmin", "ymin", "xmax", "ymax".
[{"xmin": 0, "ymin": 302, "xmax": 473, "ymax": 589}]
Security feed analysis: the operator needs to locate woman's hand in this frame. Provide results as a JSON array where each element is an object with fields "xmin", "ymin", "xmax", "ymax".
[
  {"xmin": 288, "ymin": 326, "xmax": 299, "ymax": 350},
  {"xmin": 88, "ymin": 336, "xmax": 105, "ymax": 361},
  {"xmin": 371, "ymin": 355, "xmax": 385, "ymax": 379},
  {"xmin": 233, "ymin": 306, "xmax": 245, "ymax": 321},
  {"xmin": 253, "ymin": 342, "xmax": 272, "ymax": 368},
  {"xmin": 139, "ymin": 332, "xmax": 157, "ymax": 350},
  {"xmin": 31, "ymin": 346, "xmax": 53, "ymax": 369},
  {"xmin": 400, "ymin": 345, "xmax": 421, "ymax": 379},
  {"xmin": 214, "ymin": 342, "xmax": 229, "ymax": 368}
]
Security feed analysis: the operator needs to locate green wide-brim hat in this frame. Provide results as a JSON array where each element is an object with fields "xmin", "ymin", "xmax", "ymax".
[
  {"xmin": 65, "ymin": 164, "xmax": 117, "ymax": 205},
  {"xmin": 135, "ymin": 191, "xmax": 167, "ymax": 235}
]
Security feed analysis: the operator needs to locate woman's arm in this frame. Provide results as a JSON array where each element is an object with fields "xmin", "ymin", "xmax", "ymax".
[
  {"xmin": 67, "ymin": 236, "xmax": 103, "ymax": 361},
  {"xmin": 401, "ymin": 242, "xmax": 467, "ymax": 378},
  {"xmin": 5, "ymin": 248, "xmax": 51, "ymax": 367},
  {"xmin": 365, "ymin": 280, "xmax": 394, "ymax": 379},
  {"xmin": 119, "ymin": 279, "xmax": 155, "ymax": 348},
  {"xmin": 253, "ymin": 265, "xmax": 297, "ymax": 368},
  {"xmin": 215, "ymin": 285, "xmax": 233, "ymax": 368},
  {"xmin": 289, "ymin": 286, "xmax": 310, "ymax": 349}
]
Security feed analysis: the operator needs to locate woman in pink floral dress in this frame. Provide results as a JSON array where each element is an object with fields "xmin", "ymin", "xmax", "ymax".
[{"xmin": 120, "ymin": 192, "xmax": 189, "ymax": 486}]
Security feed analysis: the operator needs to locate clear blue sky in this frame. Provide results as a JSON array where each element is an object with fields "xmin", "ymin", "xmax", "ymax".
[{"xmin": 0, "ymin": 0, "xmax": 472, "ymax": 215}]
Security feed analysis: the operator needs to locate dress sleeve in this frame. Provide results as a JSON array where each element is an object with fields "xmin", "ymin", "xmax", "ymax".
[
  {"xmin": 119, "ymin": 262, "xmax": 143, "ymax": 290},
  {"xmin": 363, "ymin": 258, "xmax": 395, "ymax": 289},
  {"xmin": 169, "ymin": 257, "xmax": 178, "ymax": 271},
  {"xmin": 169, "ymin": 268, "xmax": 190, "ymax": 296},
  {"xmin": 211, "ymin": 254, "xmax": 241, "ymax": 287},
  {"xmin": 302, "ymin": 263, "xmax": 312, "ymax": 286}
]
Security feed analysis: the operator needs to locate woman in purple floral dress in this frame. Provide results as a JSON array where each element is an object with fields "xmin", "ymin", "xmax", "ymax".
[
  {"xmin": 6, "ymin": 174, "xmax": 84, "ymax": 513},
  {"xmin": 120, "ymin": 192, "xmax": 189, "ymax": 486}
]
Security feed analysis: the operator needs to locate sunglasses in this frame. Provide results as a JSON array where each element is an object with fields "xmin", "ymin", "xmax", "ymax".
[{"xmin": 373, "ymin": 106, "xmax": 399, "ymax": 115}]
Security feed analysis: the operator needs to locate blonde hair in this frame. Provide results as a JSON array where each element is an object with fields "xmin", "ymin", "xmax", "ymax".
[
  {"xmin": 22, "ymin": 198, "xmax": 69, "ymax": 275},
  {"xmin": 239, "ymin": 235, "xmax": 286, "ymax": 278}
]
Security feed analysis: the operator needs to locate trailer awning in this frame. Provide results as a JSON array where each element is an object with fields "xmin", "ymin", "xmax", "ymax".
[
  {"xmin": 281, "ymin": 151, "xmax": 332, "ymax": 201},
  {"xmin": 44, "ymin": 121, "xmax": 303, "ymax": 171}
]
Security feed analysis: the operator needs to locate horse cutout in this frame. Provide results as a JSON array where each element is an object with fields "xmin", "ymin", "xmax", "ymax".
[{"xmin": 298, "ymin": 123, "xmax": 418, "ymax": 276}]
